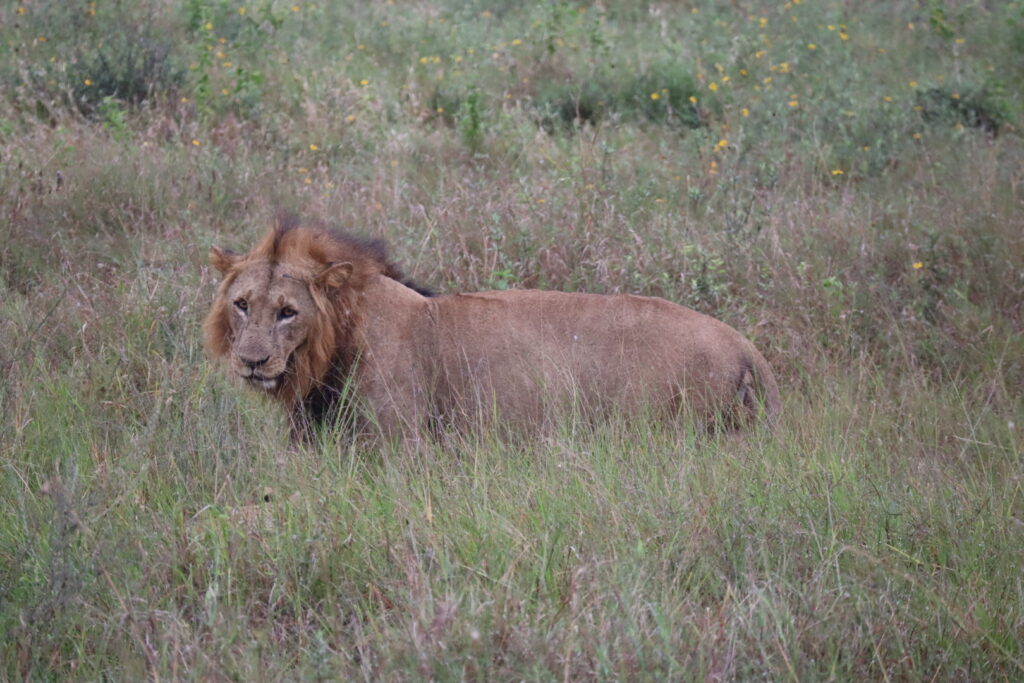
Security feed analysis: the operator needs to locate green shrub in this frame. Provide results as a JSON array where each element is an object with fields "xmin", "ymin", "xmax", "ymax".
[{"xmin": 67, "ymin": 34, "xmax": 185, "ymax": 115}]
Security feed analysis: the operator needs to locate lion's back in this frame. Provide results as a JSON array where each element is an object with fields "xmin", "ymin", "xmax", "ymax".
[{"xmin": 426, "ymin": 289, "xmax": 766, "ymax": 426}]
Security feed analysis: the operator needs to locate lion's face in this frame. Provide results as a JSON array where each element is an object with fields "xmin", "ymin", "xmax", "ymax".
[
  {"xmin": 218, "ymin": 262, "xmax": 320, "ymax": 392},
  {"xmin": 205, "ymin": 231, "xmax": 360, "ymax": 404}
]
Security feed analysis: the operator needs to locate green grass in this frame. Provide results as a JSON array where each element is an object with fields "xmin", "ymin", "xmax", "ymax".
[{"xmin": 2, "ymin": 0, "xmax": 1023, "ymax": 679}]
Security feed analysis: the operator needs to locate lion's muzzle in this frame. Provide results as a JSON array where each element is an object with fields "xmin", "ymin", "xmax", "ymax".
[{"xmin": 234, "ymin": 351, "xmax": 287, "ymax": 391}]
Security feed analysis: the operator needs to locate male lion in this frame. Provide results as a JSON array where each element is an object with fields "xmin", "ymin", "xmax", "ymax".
[{"xmin": 203, "ymin": 220, "xmax": 780, "ymax": 445}]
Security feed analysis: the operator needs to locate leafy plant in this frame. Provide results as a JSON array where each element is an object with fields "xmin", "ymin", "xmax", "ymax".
[
  {"xmin": 458, "ymin": 87, "xmax": 485, "ymax": 154},
  {"xmin": 97, "ymin": 96, "xmax": 129, "ymax": 140}
]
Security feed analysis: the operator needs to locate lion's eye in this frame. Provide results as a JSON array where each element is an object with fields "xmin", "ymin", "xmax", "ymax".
[
  {"xmin": 234, "ymin": 298, "xmax": 248, "ymax": 312},
  {"xmin": 278, "ymin": 306, "xmax": 297, "ymax": 321}
]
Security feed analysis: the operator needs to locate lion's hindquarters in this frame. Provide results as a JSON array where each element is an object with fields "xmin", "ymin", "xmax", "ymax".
[{"xmin": 663, "ymin": 323, "xmax": 780, "ymax": 430}]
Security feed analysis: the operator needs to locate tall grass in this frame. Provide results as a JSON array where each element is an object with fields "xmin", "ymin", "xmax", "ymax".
[{"xmin": 1, "ymin": 0, "xmax": 1022, "ymax": 679}]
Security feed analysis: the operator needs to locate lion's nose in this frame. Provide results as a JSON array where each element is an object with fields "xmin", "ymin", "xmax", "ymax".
[{"xmin": 240, "ymin": 355, "xmax": 270, "ymax": 370}]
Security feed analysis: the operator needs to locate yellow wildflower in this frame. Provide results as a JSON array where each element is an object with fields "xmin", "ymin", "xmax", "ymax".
[
  {"xmin": 708, "ymin": 82, "xmax": 718, "ymax": 92},
  {"xmin": 650, "ymin": 92, "xmax": 660, "ymax": 100},
  {"xmin": 913, "ymin": 262, "xmax": 923, "ymax": 269},
  {"xmin": 309, "ymin": 144, "xmax": 319, "ymax": 151}
]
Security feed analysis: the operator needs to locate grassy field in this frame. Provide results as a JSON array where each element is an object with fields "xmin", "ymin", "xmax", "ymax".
[{"xmin": 2, "ymin": 0, "xmax": 1023, "ymax": 679}]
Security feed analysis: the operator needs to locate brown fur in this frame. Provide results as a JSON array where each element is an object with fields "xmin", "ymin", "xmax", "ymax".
[{"xmin": 204, "ymin": 221, "xmax": 781, "ymax": 444}]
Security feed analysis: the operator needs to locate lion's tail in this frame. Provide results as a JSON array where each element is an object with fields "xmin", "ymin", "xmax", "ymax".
[{"xmin": 739, "ymin": 349, "xmax": 782, "ymax": 429}]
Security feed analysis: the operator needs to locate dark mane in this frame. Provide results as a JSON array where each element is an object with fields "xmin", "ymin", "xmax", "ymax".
[
  {"xmin": 328, "ymin": 230, "xmax": 435, "ymax": 298},
  {"xmin": 271, "ymin": 214, "xmax": 434, "ymax": 296}
]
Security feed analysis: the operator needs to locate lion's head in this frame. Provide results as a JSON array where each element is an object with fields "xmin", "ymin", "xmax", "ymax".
[{"xmin": 203, "ymin": 217, "xmax": 425, "ymax": 406}]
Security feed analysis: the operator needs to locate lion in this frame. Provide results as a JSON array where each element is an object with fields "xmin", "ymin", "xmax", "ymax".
[{"xmin": 203, "ymin": 219, "xmax": 780, "ymax": 445}]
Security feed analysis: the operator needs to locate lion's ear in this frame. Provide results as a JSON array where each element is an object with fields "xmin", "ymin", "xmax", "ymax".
[
  {"xmin": 209, "ymin": 246, "xmax": 241, "ymax": 275},
  {"xmin": 314, "ymin": 262, "xmax": 354, "ymax": 290}
]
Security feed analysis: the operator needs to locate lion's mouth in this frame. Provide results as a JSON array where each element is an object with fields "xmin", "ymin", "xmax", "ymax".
[{"xmin": 243, "ymin": 372, "xmax": 283, "ymax": 391}]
